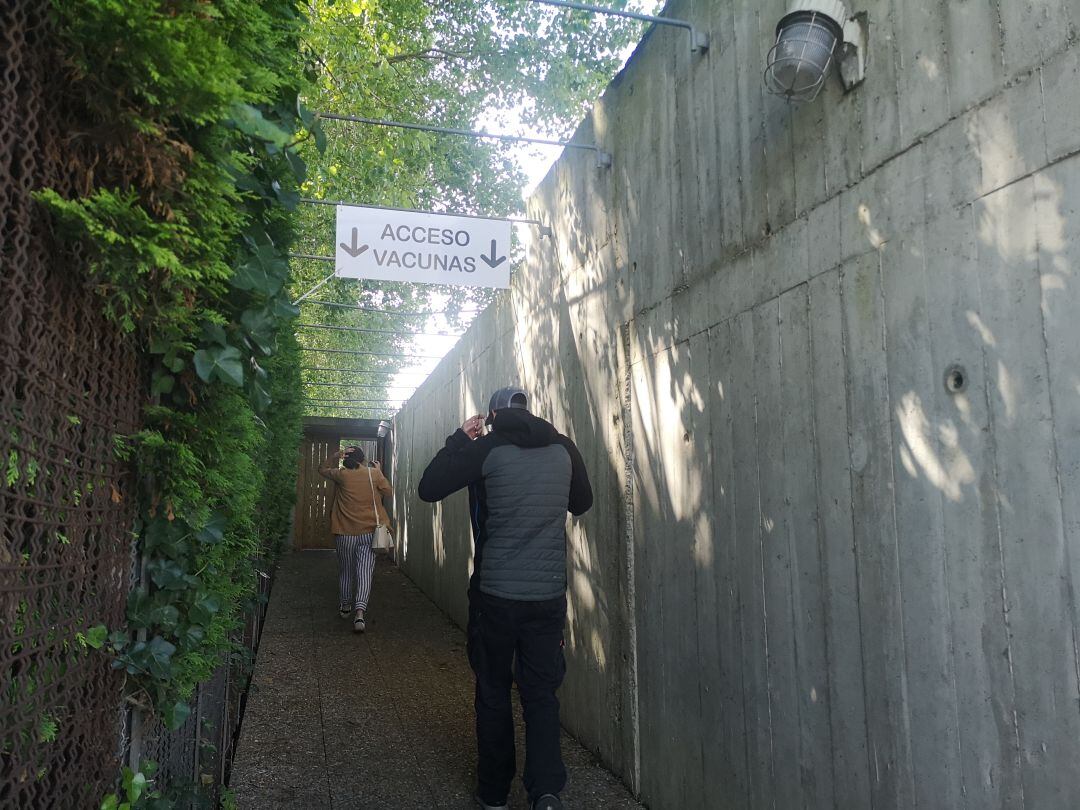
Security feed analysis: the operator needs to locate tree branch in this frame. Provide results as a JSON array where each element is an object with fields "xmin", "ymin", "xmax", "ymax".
[{"xmin": 382, "ymin": 47, "xmax": 487, "ymax": 65}]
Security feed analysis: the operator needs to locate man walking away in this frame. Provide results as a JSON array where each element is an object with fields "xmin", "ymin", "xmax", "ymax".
[{"xmin": 418, "ymin": 387, "xmax": 592, "ymax": 810}]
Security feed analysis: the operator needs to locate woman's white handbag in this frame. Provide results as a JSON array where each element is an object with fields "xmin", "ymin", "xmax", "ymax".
[
  {"xmin": 367, "ymin": 468, "xmax": 394, "ymax": 550},
  {"xmin": 372, "ymin": 524, "xmax": 393, "ymax": 551}
]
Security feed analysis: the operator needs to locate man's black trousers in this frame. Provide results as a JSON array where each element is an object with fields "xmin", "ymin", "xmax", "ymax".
[{"xmin": 467, "ymin": 589, "xmax": 567, "ymax": 804}]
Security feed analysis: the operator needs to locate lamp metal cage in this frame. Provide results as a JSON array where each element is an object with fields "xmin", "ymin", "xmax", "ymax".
[{"xmin": 764, "ymin": 10, "xmax": 844, "ymax": 102}]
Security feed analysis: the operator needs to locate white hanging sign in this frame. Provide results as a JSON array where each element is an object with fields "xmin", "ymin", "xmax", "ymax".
[{"xmin": 335, "ymin": 205, "xmax": 511, "ymax": 288}]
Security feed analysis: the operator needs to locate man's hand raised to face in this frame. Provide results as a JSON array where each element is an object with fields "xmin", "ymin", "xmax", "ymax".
[{"xmin": 461, "ymin": 414, "xmax": 485, "ymax": 440}]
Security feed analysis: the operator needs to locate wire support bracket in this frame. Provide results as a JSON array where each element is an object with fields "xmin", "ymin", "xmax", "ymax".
[
  {"xmin": 301, "ymin": 198, "xmax": 553, "ymax": 237},
  {"xmin": 526, "ymin": 0, "xmax": 709, "ymax": 51},
  {"xmin": 292, "ymin": 271, "xmax": 336, "ymax": 306},
  {"xmin": 298, "ymin": 300, "xmax": 481, "ymax": 317},
  {"xmin": 303, "ymin": 398, "xmax": 406, "ymax": 404},
  {"xmin": 318, "ymin": 112, "xmax": 612, "ymax": 169},
  {"xmin": 300, "ymin": 366, "xmax": 431, "ymax": 376},
  {"xmin": 305, "ymin": 381, "xmax": 416, "ymax": 390},
  {"xmin": 297, "ymin": 323, "xmax": 464, "ymax": 339},
  {"xmin": 300, "ymin": 346, "xmax": 444, "ymax": 359}
]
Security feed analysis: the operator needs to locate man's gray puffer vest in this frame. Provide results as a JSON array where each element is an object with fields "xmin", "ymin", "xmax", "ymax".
[{"xmin": 417, "ymin": 408, "xmax": 593, "ymax": 601}]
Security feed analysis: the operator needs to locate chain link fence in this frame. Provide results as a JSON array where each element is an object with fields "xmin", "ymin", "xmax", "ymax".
[
  {"xmin": 1, "ymin": 3, "xmax": 271, "ymax": 806},
  {"xmin": 1, "ymin": 1, "xmax": 140, "ymax": 805},
  {"xmin": 123, "ymin": 569, "xmax": 271, "ymax": 807}
]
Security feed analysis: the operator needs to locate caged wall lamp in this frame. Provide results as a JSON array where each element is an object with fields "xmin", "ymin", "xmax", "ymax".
[{"xmin": 764, "ymin": 0, "xmax": 868, "ymax": 103}]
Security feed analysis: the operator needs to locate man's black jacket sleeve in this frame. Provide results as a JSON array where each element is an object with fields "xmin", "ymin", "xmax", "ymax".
[
  {"xmin": 558, "ymin": 435, "xmax": 593, "ymax": 516},
  {"xmin": 417, "ymin": 429, "xmax": 490, "ymax": 502}
]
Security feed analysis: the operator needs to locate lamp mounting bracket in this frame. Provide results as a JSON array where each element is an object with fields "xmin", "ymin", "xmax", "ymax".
[{"xmin": 838, "ymin": 11, "xmax": 869, "ymax": 91}]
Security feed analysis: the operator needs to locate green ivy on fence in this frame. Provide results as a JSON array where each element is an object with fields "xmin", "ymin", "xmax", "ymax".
[{"xmin": 34, "ymin": 0, "xmax": 315, "ymax": 798}]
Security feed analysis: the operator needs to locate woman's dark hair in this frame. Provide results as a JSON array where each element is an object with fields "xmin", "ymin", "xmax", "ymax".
[{"xmin": 343, "ymin": 446, "xmax": 366, "ymax": 469}]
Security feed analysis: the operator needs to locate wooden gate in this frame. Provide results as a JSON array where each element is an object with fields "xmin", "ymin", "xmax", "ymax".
[{"xmin": 293, "ymin": 418, "xmax": 391, "ymax": 550}]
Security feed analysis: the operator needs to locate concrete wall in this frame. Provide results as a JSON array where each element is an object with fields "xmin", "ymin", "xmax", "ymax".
[{"xmin": 393, "ymin": 1, "xmax": 1080, "ymax": 807}]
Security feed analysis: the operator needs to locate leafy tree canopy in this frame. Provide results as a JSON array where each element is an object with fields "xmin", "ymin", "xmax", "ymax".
[{"xmin": 292, "ymin": 0, "xmax": 658, "ymax": 417}]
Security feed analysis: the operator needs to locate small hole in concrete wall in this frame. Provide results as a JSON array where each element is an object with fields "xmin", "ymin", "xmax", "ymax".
[
  {"xmin": 945, "ymin": 365, "xmax": 967, "ymax": 394},
  {"xmin": 683, "ymin": 432, "xmax": 690, "ymax": 443}
]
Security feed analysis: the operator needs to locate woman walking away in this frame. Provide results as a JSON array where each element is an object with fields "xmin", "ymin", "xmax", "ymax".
[{"xmin": 318, "ymin": 446, "xmax": 393, "ymax": 633}]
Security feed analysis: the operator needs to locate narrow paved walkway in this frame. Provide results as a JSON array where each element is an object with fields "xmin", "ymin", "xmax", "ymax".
[{"xmin": 230, "ymin": 552, "xmax": 642, "ymax": 809}]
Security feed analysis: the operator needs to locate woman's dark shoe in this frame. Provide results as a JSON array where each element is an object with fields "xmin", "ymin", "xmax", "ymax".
[
  {"xmin": 532, "ymin": 795, "xmax": 563, "ymax": 810},
  {"xmin": 473, "ymin": 792, "xmax": 508, "ymax": 810},
  {"xmin": 338, "ymin": 607, "xmax": 351, "ymax": 619}
]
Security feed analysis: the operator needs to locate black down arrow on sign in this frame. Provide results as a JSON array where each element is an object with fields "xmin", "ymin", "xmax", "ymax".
[
  {"xmin": 340, "ymin": 227, "xmax": 369, "ymax": 258},
  {"xmin": 480, "ymin": 240, "xmax": 506, "ymax": 268}
]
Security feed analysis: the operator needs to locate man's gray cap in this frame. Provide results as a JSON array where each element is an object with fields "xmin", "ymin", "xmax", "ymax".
[{"xmin": 488, "ymin": 386, "xmax": 528, "ymax": 413}]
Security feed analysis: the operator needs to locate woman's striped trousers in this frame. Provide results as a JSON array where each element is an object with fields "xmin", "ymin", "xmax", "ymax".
[{"xmin": 335, "ymin": 533, "xmax": 375, "ymax": 612}]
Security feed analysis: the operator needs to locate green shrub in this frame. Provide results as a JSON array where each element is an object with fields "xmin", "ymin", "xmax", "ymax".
[{"xmin": 37, "ymin": 0, "xmax": 313, "ymax": 794}]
